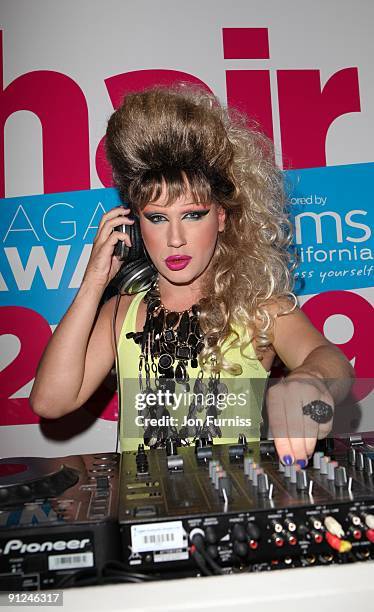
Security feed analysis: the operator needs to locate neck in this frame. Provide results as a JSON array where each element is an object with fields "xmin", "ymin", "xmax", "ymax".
[{"xmin": 157, "ymin": 275, "xmax": 203, "ymax": 311}]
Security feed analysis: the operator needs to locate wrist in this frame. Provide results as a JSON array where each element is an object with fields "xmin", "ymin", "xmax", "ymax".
[
  {"xmin": 286, "ymin": 367, "xmax": 325, "ymax": 382},
  {"xmin": 285, "ymin": 368, "xmax": 329, "ymax": 395}
]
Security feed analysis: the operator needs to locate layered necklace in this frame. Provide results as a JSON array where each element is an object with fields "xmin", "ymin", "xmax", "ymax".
[{"xmin": 126, "ymin": 277, "xmax": 228, "ymax": 447}]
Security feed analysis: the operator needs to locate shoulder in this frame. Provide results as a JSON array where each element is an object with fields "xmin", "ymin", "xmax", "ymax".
[{"xmin": 262, "ymin": 295, "xmax": 298, "ymax": 319}]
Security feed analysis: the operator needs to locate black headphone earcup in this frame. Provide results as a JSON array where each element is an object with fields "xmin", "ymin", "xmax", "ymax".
[
  {"xmin": 118, "ymin": 259, "xmax": 156, "ymax": 294},
  {"xmin": 100, "ymin": 209, "xmax": 157, "ymax": 304},
  {"xmin": 126, "ymin": 217, "xmax": 144, "ymax": 263}
]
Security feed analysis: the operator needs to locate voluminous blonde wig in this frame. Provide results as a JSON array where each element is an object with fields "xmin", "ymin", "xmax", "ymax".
[{"xmin": 105, "ymin": 84, "xmax": 296, "ymax": 375}]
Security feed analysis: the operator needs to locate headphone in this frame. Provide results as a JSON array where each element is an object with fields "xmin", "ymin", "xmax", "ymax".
[{"xmin": 102, "ymin": 209, "xmax": 157, "ymax": 302}]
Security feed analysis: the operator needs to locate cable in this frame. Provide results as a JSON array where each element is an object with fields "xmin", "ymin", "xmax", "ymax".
[
  {"xmin": 190, "ymin": 547, "xmax": 213, "ymax": 576},
  {"xmin": 57, "ymin": 562, "xmax": 156, "ymax": 588},
  {"xmin": 112, "ymin": 290, "xmax": 123, "ymax": 453},
  {"xmin": 200, "ymin": 549, "xmax": 224, "ymax": 575},
  {"xmin": 102, "ymin": 560, "xmax": 154, "ymax": 581},
  {"xmin": 190, "ymin": 535, "xmax": 223, "ymax": 575}
]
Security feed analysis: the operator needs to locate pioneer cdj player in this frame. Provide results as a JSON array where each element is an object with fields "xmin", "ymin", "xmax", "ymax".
[
  {"xmin": 1, "ymin": 438, "xmax": 373, "ymax": 590},
  {"xmin": 0, "ymin": 454, "xmax": 121, "ymax": 590}
]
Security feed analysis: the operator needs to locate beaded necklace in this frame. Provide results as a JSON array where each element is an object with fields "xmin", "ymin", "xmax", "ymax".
[{"xmin": 126, "ymin": 278, "xmax": 228, "ymax": 447}]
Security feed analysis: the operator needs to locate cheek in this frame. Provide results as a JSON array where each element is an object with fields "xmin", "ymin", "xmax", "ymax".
[
  {"xmin": 197, "ymin": 221, "xmax": 219, "ymax": 254},
  {"xmin": 139, "ymin": 223, "xmax": 159, "ymax": 257}
]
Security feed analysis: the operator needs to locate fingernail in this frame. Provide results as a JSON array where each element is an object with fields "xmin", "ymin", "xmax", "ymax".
[
  {"xmin": 283, "ymin": 455, "xmax": 293, "ymax": 466},
  {"xmin": 297, "ymin": 459, "xmax": 308, "ymax": 469}
]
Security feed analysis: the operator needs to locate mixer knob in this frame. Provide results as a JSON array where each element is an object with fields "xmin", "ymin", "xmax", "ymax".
[
  {"xmin": 296, "ymin": 470, "xmax": 308, "ymax": 490},
  {"xmin": 205, "ymin": 526, "xmax": 217, "ymax": 544},
  {"xmin": 284, "ymin": 464, "xmax": 292, "ymax": 478},
  {"xmin": 232, "ymin": 523, "xmax": 247, "ymax": 541},
  {"xmin": 278, "ymin": 461, "xmax": 285, "ymax": 473},
  {"xmin": 348, "ymin": 447, "xmax": 356, "ymax": 466},
  {"xmin": 364, "ymin": 456, "xmax": 373, "ymax": 476},
  {"xmin": 247, "ymin": 522, "xmax": 261, "ymax": 540},
  {"xmin": 244, "ymin": 457, "xmax": 253, "ymax": 477},
  {"xmin": 327, "ymin": 460, "xmax": 338, "ymax": 480},
  {"xmin": 218, "ymin": 473, "xmax": 232, "ymax": 499},
  {"xmin": 363, "ymin": 513, "xmax": 374, "ymax": 529},
  {"xmin": 356, "ymin": 452, "xmax": 365, "ymax": 471},
  {"xmin": 290, "ymin": 465, "xmax": 298, "ymax": 484},
  {"xmin": 257, "ymin": 473, "xmax": 269, "ymax": 495},
  {"xmin": 218, "ymin": 477, "xmax": 231, "ymax": 498},
  {"xmin": 319, "ymin": 456, "xmax": 330, "ymax": 475},
  {"xmin": 252, "ymin": 467, "xmax": 264, "ymax": 486},
  {"xmin": 334, "ymin": 466, "xmax": 347, "ymax": 487},
  {"xmin": 313, "ymin": 451, "xmax": 324, "ymax": 469},
  {"xmin": 248, "ymin": 462, "xmax": 257, "ymax": 481},
  {"xmin": 206, "ymin": 544, "xmax": 219, "ymax": 559},
  {"xmin": 208, "ymin": 460, "xmax": 219, "ymax": 480},
  {"xmin": 213, "ymin": 468, "xmax": 224, "ymax": 489},
  {"xmin": 233, "ymin": 540, "xmax": 248, "ymax": 558}
]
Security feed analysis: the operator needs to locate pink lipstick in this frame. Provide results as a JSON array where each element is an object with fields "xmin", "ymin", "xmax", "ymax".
[{"xmin": 165, "ymin": 255, "xmax": 192, "ymax": 270}]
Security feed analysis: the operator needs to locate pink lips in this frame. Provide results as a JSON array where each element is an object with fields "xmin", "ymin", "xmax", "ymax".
[{"xmin": 165, "ymin": 255, "xmax": 192, "ymax": 270}]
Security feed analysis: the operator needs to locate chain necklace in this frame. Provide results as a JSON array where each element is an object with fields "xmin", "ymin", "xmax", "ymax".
[{"xmin": 126, "ymin": 277, "xmax": 227, "ymax": 447}]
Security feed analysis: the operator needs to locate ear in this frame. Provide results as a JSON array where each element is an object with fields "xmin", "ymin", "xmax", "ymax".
[{"xmin": 217, "ymin": 205, "xmax": 226, "ymax": 232}]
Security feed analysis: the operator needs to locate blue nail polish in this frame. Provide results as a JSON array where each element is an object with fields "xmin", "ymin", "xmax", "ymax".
[
  {"xmin": 283, "ymin": 455, "xmax": 293, "ymax": 465},
  {"xmin": 297, "ymin": 459, "xmax": 307, "ymax": 469}
]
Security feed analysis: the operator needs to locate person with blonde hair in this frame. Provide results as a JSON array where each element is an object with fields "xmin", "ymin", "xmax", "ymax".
[{"xmin": 30, "ymin": 84, "xmax": 354, "ymax": 466}]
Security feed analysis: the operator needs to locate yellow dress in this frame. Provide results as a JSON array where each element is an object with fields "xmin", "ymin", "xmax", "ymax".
[{"xmin": 117, "ymin": 290, "xmax": 269, "ymax": 451}]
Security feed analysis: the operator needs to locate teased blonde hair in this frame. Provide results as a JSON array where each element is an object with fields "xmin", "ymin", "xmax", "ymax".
[{"xmin": 106, "ymin": 84, "xmax": 296, "ymax": 375}]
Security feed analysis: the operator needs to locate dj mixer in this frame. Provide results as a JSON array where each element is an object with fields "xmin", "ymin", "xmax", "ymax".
[
  {"xmin": 119, "ymin": 438, "xmax": 374, "ymax": 573},
  {"xmin": 0, "ymin": 438, "xmax": 373, "ymax": 589}
]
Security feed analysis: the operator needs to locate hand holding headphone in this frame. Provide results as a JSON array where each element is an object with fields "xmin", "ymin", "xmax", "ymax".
[{"xmin": 104, "ymin": 207, "xmax": 156, "ymax": 298}]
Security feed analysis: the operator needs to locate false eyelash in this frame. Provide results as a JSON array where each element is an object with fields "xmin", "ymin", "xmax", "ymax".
[{"xmin": 144, "ymin": 210, "xmax": 210, "ymax": 223}]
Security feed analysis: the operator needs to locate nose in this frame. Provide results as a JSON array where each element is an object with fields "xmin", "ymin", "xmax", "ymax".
[{"xmin": 167, "ymin": 220, "xmax": 187, "ymax": 248}]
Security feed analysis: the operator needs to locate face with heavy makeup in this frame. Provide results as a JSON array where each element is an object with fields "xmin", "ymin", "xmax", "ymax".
[{"xmin": 138, "ymin": 186, "xmax": 225, "ymax": 289}]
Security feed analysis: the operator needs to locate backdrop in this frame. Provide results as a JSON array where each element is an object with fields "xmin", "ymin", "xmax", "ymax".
[{"xmin": 1, "ymin": 0, "xmax": 373, "ymax": 456}]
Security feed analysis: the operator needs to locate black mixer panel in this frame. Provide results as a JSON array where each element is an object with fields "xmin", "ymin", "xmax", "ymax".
[
  {"xmin": 0, "ymin": 454, "xmax": 121, "ymax": 591},
  {"xmin": 119, "ymin": 441, "xmax": 374, "ymax": 573},
  {"xmin": 1, "ymin": 440, "xmax": 373, "ymax": 590}
]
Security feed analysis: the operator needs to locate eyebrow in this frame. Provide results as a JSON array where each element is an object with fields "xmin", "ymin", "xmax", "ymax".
[{"xmin": 142, "ymin": 203, "xmax": 212, "ymax": 212}]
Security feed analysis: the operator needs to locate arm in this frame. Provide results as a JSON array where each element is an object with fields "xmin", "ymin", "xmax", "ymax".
[
  {"xmin": 273, "ymin": 307, "xmax": 355, "ymax": 403},
  {"xmin": 29, "ymin": 206, "xmax": 133, "ymax": 419},
  {"xmin": 266, "ymin": 305, "xmax": 354, "ymax": 464},
  {"xmin": 30, "ymin": 290, "xmax": 127, "ymax": 418}
]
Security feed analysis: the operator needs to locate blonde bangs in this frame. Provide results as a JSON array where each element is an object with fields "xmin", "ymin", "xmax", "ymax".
[{"xmin": 128, "ymin": 168, "xmax": 213, "ymax": 210}]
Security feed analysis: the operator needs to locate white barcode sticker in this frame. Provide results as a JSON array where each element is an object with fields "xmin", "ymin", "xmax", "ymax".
[
  {"xmin": 131, "ymin": 521, "xmax": 186, "ymax": 553},
  {"xmin": 48, "ymin": 552, "xmax": 94, "ymax": 570}
]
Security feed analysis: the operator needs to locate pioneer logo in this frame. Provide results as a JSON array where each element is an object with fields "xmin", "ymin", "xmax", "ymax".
[{"xmin": 2, "ymin": 537, "xmax": 91, "ymax": 555}]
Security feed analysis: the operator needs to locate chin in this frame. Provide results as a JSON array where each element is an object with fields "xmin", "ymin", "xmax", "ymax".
[{"xmin": 160, "ymin": 264, "xmax": 209, "ymax": 286}]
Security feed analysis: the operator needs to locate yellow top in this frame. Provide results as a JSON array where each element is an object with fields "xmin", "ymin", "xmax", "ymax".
[{"xmin": 117, "ymin": 290, "xmax": 269, "ymax": 451}]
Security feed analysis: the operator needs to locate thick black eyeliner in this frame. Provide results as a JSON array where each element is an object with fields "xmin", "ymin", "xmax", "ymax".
[{"xmin": 143, "ymin": 209, "xmax": 210, "ymax": 222}]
